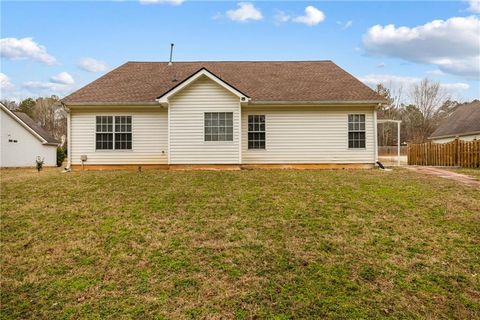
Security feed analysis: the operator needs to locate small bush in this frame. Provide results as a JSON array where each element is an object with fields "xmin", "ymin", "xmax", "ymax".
[
  {"xmin": 57, "ymin": 147, "xmax": 66, "ymax": 167},
  {"xmin": 36, "ymin": 157, "xmax": 44, "ymax": 172}
]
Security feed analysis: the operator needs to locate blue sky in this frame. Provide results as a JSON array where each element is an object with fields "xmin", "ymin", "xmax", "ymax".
[{"xmin": 1, "ymin": 0, "xmax": 479, "ymax": 102}]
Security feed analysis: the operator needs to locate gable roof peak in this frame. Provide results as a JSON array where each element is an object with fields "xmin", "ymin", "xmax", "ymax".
[
  {"xmin": 0, "ymin": 103, "xmax": 59, "ymax": 145},
  {"xmin": 156, "ymin": 67, "xmax": 250, "ymax": 102}
]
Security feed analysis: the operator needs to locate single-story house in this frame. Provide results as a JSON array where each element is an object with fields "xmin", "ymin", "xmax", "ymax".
[
  {"xmin": 1, "ymin": 103, "xmax": 59, "ymax": 167},
  {"xmin": 429, "ymin": 101, "xmax": 480, "ymax": 143},
  {"xmin": 62, "ymin": 61, "xmax": 386, "ymax": 170}
]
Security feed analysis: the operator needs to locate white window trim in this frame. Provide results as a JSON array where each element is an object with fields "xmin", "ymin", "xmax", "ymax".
[
  {"xmin": 95, "ymin": 115, "xmax": 133, "ymax": 151},
  {"xmin": 247, "ymin": 114, "xmax": 267, "ymax": 151},
  {"xmin": 347, "ymin": 113, "xmax": 367, "ymax": 150},
  {"xmin": 203, "ymin": 112, "xmax": 234, "ymax": 144}
]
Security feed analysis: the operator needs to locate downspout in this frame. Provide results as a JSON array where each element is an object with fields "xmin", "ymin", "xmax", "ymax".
[
  {"xmin": 238, "ymin": 100, "xmax": 242, "ymax": 165},
  {"xmin": 167, "ymin": 101, "xmax": 171, "ymax": 165},
  {"xmin": 65, "ymin": 105, "xmax": 72, "ymax": 170},
  {"xmin": 373, "ymin": 105, "xmax": 379, "ymax": 163},
  {"xmin": 155, "ymin": 98, "xmax": 169, "ymax": 165},
  {"xmin": 397, "ymin": 121, "xmax": 401, "ymax": 166}
]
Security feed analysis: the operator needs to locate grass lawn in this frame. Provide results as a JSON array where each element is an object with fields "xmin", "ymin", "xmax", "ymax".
[{"xmin": 1, "ymin": 168, "xmax": 479, "ymax": 319}]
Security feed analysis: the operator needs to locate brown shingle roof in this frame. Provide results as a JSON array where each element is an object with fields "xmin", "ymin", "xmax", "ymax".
[
  {"xmin": 62, "ymin": 61, "xmax": 385, "ymax": 104},
  {"xmin": 430, "ymin": 101, "xmax": 480, "ymax": 139},
  {"xmin": 13, "ymin": 112, "xmax": 59, "ymax": 145}
]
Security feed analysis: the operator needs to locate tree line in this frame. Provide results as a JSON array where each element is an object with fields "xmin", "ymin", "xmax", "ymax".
[{"xmin": 376, "ymin": 79, "xmax": 477, "ymax": 146}]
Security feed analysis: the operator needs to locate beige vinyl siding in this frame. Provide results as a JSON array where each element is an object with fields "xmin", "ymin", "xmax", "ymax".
[
  {"xmin": 241, "ymin": 106, "xmax": 376, "ymax": 164},
  {"xmin": 70, "ymin": 108, "xmax": 168, "ymax": 165},
  {"xmin": 169, "ymin": 75, "xmax": 241, "ymax": 164}
]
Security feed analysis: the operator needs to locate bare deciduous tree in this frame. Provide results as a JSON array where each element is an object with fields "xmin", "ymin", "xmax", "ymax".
[
  {"xmin": 32, "ymin": 96, "xmax": 67, "ymax": 146},
  {"xmin": 376, "ymin": 84, "xmax": 403, "ymax": 146},
  {"xmin": 409, "ymin": 79, "xmax": 449, "ymax": 142},
  {"xmin": 376, "ymin": 79, "xmax": 461, "ymax": 145},
  {"xmin": 1, "ymin": 99, "xmax": 18, "ymax": 110}
]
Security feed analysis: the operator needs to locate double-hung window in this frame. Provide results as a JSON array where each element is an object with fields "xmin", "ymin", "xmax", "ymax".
[
  {"xmin": 96, "ymin": 116, "xmax": 113, "ymax": 150},
  {"xmin": 248, "ymin": 115, "xmax": 265, "ymax": 149},
  {"xmin": 96, "ymin": 116, "xmax": 132, "ymax": 150},
  {"xmin": 114, "ymin": 116, "xmax": 132, "ymax": 150},
  {"xmin": 348, "ymin": 114, "xmax": 366, "ymax": 148},
  {"xmin": 204, "ymin": 112, "xmax": 233, "ymax": 141}
]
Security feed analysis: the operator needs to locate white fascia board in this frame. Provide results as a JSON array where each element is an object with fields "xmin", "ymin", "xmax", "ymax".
[{"xmin": 156, "ymin": 69, "xmax": 249, "ymax": 104}]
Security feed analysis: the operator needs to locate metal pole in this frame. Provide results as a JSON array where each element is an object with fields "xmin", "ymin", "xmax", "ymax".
[
  {"xmin": 397, "ymin": 121, "xmax": 401, "ymax": 166},
  {"xmin": 168, "ymin": 43, "xmax": 174, "ymax": 66}
]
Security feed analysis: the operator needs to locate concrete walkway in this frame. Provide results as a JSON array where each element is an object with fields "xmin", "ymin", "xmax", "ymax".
[{"xmin": 406, "ymin": 166, "xmax": 480, "ymax": 187}]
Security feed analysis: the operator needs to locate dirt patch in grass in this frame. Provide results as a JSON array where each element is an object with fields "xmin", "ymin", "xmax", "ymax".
[
  {"xmin": 1, "ymin": 168, "xmax": 479, "ymax": 319},
  {"xmin": 445, "ymin": 168, "xmax": 480, "ymax": 181},
  {"xmin": 406, "ymin": 166, "xmax": 480, "ymax": 187}
]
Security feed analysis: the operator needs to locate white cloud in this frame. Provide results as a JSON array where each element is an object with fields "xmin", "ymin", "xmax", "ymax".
[
  {"xmin": 0, "ymin": 73, "xmax": 19, "ymax": 101},
  {"xmin": 22, "ymin": 72, "xmax": 77, "ymax": 97},
  {"xmin": 0, "ymin": 73, "xmax": 76, "ymax": 101},
  {"xmin": 274, "ymin": 11, "xmax": 290, "ymax": 24},
  {"xmin": 426, "ymin": 69, "xmax": 445, "ymax": 76},
  {"xmin": 467, "ymin": 0, "xmax": 480, "ymax": 13},
  {"xmin": 23, "ymin": 81, "xmax": 66, "ymax": 91},
  {"xmin": 139, "ymin": 0, "xmax": 184, "ymax": 5},
  {"xmin": 360, "ymin": 74, "xmax": 422, "ymax": 89},
  {"xmin": 0, "ymin": 74, "xmax": 29, "ymax": 101},
  {"xmin": 226, "ymin": 2, "xmax": 263, "ymax": 22},
  {"xmin": 21, "ymin": 80, "xmax": 75, "ymax": 98},
  {"xmin": 0, "ymin": 73, "xmax": 14, "ymax": 91},
  {"xmin": 212, "ymin": 12, "xmax": 223, "ymax": 20},
  {"xmin": 293, "ymin": 6, "xmax": 325, "ymax": 26},
  {"xmin": 362, "ymin": 16, "xmax": 480, "ymax": 77},
  {"xmin": 78, "ymin": 58, "xmax": 108, "ymax": 72},
  {"xmin": 50, "ymin": 72, "xmax": 74, "ymax": 85},
  {"xmin": 338, "ymin": 20, "xmax": 353, "ymax": 29},
  {"xmin": 427, "ymin": 82, "xmax": 470, "ymax": 92},
  {"xmin": 359, "ymin": 74, "xmax": 470, "ymax": 96},
  {"xmin": 0, "ymin": 37, "xmax": 56, "ymax": 65}
]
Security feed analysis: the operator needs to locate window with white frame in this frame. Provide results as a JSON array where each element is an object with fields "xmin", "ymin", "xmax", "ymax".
[
  {"xmin": 96, "ymin": 116, "xmax": 132, "ymax": 150},
  {"xmin": 248, "ymin": 115, "xmax": 265, "ymax": 149},
  {"xmin": 204, "ymin": 112, "xmax": 233, "ymax": 141},
  {"xmin": 96, "ymin": 116, "xmax": 113, "ymax": 150},
  {"xmin": 348, "ymin": 114, "xmax": 366, "ymax": 148}
]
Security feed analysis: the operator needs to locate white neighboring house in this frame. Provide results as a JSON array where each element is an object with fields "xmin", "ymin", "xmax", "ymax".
[
  {"xmin": 62, "ymin": 61, "xmax": 387, "ymax": 170},
  {"xmin": 1, "ymin": 104, "xmax": 59, "ymax": 167},
  {"xmin": 429, "ymin": 101, "xmax": 480, "ymax": 143}
]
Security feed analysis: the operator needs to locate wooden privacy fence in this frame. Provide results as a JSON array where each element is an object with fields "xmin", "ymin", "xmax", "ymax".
[{"xmin": 408, "ymin": 139, "xmax": 480, "ymax": 167}]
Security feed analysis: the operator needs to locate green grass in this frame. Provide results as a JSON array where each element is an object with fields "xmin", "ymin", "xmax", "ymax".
[{"xmin": 1, "ymin": 168, "xmax": 479, "ymax": 319}]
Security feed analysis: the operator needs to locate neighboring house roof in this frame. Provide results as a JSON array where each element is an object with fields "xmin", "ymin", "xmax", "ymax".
[
  {"xmin": 430, "ymin": 101, "xmax": 480, "ymax": 139},
  {"xmin": 0, "ymin": 104, "xmax": 59, "ymax": 145},
  {"xmin": 62, "ymin": 61, "xmax": 386, "ymax": 105}
]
